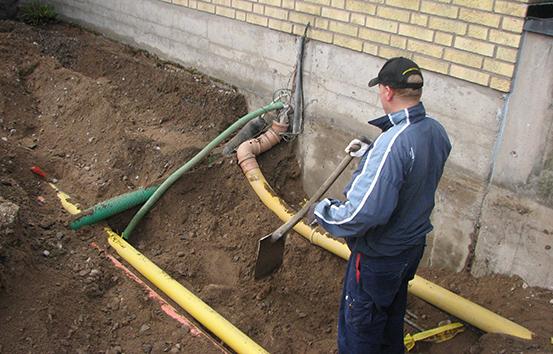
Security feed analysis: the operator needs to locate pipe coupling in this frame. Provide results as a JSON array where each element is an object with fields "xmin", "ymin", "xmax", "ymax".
[{"xmin": 236, "ymin": 121, "xmax": 289, "ymax": 174}]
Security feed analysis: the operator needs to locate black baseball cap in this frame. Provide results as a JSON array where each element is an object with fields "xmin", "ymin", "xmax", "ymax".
[{"xmin": 368, "ymin": 57, "xmax": 424, "ymax": 89}]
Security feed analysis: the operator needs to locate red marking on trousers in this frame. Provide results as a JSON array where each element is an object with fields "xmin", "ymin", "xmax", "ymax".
[{"xmin": 355, "ymin": 253, "xmax": 361, "ymax": 284}]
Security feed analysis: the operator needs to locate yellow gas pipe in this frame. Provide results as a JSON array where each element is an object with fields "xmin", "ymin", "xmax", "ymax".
[
  {"xmin": 51, "ymin": 184, "xmax": 268, "ymax": 354},
  {"xmin": 244, "ymin": 167, "xmax": 533, "ymax": 340},
  {"xmin": 245, "ymin": 169, "xmax": 350, "ymax": 260},
  {"xmin": 106, "ymin": 229, "xmax": 269, "ymax": 354},
  {"xmin": 53, "ymin": 146, "xmax": 533, "ymax": 346}
]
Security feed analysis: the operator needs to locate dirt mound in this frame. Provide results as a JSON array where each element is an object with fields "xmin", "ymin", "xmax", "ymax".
[{"xmin": 1, "ymin": 20, "xmax": 553, "ymax": 354}]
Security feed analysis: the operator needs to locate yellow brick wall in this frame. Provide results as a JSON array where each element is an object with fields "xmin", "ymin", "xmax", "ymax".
[{"xmin": 167, "ymin": 0, "xmax": 529, "ymax": 92}]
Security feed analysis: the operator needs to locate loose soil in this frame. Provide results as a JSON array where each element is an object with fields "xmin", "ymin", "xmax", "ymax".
[{"xmin": 1, "ymin": 20, "xmax": 552, "ymax": 354}]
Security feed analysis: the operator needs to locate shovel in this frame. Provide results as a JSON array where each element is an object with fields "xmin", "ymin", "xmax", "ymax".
[{"xmin": 254, "ymin": 138, "xmax": 370, "ymax": 279}]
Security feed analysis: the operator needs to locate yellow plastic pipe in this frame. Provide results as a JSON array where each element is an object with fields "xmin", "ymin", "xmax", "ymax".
[
  {"xmin": 51, "ymin": 183, "xmax": 268, "ymax": 353},
  {"xmin": 50, "ymin": 183, "xmax": 81, "ymax": 215},
  {"xmin": 407, "ymin": 275, "xmax": 532, "ymax": 339},
  {"xmin": 106, "ymin": 229, "xmax": 269, "ymax": 354},
  {"xmin": 246, "ymin": 169, "xmax": 350, "ymax": 260},
  {"xmin": 245, "ymin": 168, "xmax": 534, "ymax": 340}
]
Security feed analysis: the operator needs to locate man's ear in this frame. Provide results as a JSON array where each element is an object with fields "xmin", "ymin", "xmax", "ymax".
[{"xmin": 384, "ymin": 85, "xmax": 395, "ymax": 102}]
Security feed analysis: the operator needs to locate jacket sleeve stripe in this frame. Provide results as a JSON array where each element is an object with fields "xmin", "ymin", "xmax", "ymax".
[
  {"xmin": 345, "ymin": 133, "xmax": 384, "ymax": 199},
  {"xmin": 316, "ymin": 109, "xmax": 411, "ymax": 226}
]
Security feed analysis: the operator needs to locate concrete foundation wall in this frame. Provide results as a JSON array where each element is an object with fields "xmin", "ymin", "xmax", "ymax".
[
  {"xmin": 492, "ymin": 32, "xmax": 553, "ymax": 187},
  {"xmin": 46, "ymin": 0, "xmax": 553, "ymax": 288},
  {"xmin": 472, "ymin": 32, "xmax": 553, "ymax": 288},
  {"xmin": 472, "ymin": 185, "xmax": 553, "ymax": 288}
]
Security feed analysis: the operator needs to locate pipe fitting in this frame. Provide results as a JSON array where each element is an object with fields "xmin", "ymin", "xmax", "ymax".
[{"xmin": 237, "ymin": 120, "xmax": 289, "ymax": 174}]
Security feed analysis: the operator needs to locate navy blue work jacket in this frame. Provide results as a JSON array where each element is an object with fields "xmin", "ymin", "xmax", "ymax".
[{"xmin": 314, "ymin": 102, "xmax": 451, "ymax": 257}]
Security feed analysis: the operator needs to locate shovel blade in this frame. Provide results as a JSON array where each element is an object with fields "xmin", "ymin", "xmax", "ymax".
[{"xmin": 254, "ymin": 233, "xmax": 286, "ymax": 279}]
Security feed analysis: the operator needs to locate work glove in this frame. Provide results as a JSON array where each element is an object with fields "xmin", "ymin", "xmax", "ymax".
[
  {"xmin": 306, "ymin": 203, "xmax": 318, "ymax": 227},
  {"xmin": 345, "ymin": 138, "xmax": 370, "ymax": 157}
]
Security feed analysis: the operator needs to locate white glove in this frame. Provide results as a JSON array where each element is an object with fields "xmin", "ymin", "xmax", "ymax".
[{"xmin": 345, "ymin": 138, "xmax": 370, "ymax": 157}]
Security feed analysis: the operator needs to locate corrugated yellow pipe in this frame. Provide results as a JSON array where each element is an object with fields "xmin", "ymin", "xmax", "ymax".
[
  {"xmin": 245, "ymin": 168, "xmax": 533, "ymax": 340},
  {"xmin": 106, "ymin": 229, "xmax": 269, "ymax": 354}
]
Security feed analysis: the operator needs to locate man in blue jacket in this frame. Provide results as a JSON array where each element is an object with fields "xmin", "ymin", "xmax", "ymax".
[{"xmin": 312, "ymin": 57, "xmax": 451, "ymax": 353}]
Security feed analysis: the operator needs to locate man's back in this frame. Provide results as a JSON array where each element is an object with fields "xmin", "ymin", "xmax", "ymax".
[
  {"xmin": 315, "ymin": 102, "xmax": 451, "ymax": 257},
  {"xmin": 358, "ymin": 103, "xmax": 451, "ymax": 256}
]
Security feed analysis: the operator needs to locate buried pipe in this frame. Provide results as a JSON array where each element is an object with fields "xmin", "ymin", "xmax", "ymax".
[
  {"xmin": 51, "ymin": 183, "xmax": 268, "ymax": 353},
  {"xmin": 106, "ymin": 229, "xmax": 269, "ymax": 354},
  {"xmin": 49, "ymin": 183, "xmax": 81, "ymax": 216},
  {"xmin": 236, "ymin": 148, "xmax": 534, "ymax": 340}
]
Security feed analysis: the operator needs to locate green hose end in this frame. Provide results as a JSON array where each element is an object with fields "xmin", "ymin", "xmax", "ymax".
[{"xmin": 69, "ymin": 185, "xmax": 159, "ymax": 230}]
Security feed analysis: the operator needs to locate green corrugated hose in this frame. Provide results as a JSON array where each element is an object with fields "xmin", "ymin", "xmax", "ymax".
[
  {"xmin": 68, "ymin": 101, "xmax": 284, "ymax": 233},
  {"xmin": 122, "ymin": 101, "xmax": 285, "ymax": 240},
  {"xmin": 69, "ymin": 186, "xmax": 159, "ymax": 230}
]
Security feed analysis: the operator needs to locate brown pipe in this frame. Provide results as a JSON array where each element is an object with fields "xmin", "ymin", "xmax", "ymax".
[{"xmin": 236, "ymin": 120, "xmax": 289, "ymax": 174}]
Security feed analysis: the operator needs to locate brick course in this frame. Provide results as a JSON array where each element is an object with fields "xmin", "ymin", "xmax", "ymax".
[{"xmin": 168, "ymin": 0, "xmax": 529, "ymax": 92}]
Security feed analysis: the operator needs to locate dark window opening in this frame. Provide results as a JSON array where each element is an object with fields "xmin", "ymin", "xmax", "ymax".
[
  {"xmin": 527, "ymin": 3, "xmax": 553, "ymax": 19},
  {"xmin": 525, "ymin": 3, "xmax": 553, "ymax": 36}
]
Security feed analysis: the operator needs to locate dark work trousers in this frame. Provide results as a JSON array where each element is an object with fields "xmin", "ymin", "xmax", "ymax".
[{"xmin": 337, "ymin": 244, "xmax": 425, "ymax": 354}]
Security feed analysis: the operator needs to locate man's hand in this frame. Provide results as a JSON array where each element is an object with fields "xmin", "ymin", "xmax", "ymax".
[
  {"xmin": 345, "ymin": 138, "xmax": 370, "ymax": 157},
  {"xmin": 306, "ymin": 203, "xmax": 318, "ymax": 226}
]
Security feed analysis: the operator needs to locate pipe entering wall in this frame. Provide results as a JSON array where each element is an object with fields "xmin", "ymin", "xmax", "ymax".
[
  {"xmin": 237, "ymin": 120, "xmax": 289, "ymax": 174},
  {"xmin": 63, "ymin": 102, "xmax": 286, "ymax": 235}
]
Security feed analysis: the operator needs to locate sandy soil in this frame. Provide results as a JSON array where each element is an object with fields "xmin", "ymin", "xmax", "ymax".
[{"xmin": 1, "ymin": 20, "xmax": 552, "ymax": 354}]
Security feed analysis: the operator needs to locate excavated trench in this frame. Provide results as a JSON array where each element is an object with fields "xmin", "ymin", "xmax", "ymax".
[{"xmin": 1, "ymin": 20, "xmax": 553, "ymax": 354}]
